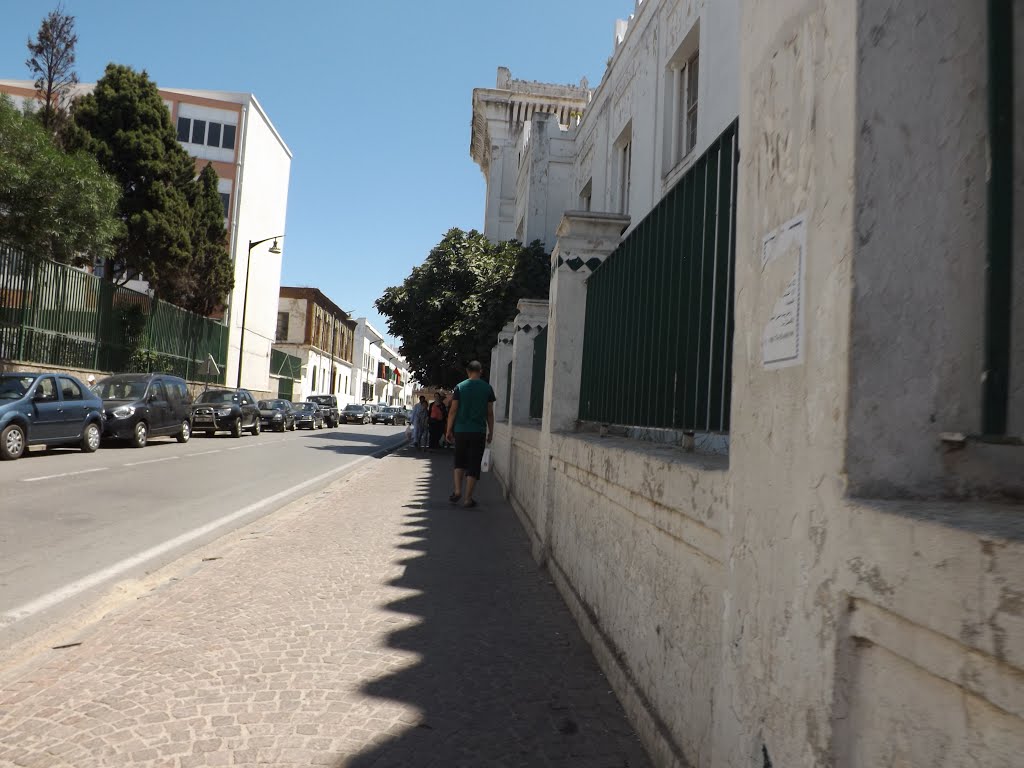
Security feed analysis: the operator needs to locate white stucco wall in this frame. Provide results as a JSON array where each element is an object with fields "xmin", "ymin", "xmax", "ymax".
[{"xmin": 224, "ymin": 98, "xmax": 292, "ymax": 396}]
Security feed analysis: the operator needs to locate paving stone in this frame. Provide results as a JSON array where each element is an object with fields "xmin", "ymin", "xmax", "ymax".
[{"xmin": 0, "ymin": 447, "xmax": 651, "ymax": 767}]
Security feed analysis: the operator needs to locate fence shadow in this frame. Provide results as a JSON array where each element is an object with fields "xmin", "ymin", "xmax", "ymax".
[{"xmin": 336, "ymin": 447, "xmax": 651, "ymax": 767}]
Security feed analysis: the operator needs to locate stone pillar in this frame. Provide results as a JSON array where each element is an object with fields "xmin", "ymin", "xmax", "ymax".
[
  {"xmin": 533, "ymin": 212, "xmax": 628, "ymax": 564},
  {"xmin": 541, "ymin": 212, "xmax": 629, "ymax": 433},
  {"xmin": 489, "ymin": 323, "xmax": 515, "ymax": 422},
  {"xmin": 508, "ymin": 300, "xmax": 549, "ymax": 425}
]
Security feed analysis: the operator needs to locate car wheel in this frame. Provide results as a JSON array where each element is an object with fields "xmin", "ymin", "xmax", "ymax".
[
  {"xmin": 132, "ymin": 421, "xmax": 148, "ymax": 449},
  {"xmin": 1, "ymin": 424, "xmax": 26, "ymax": 461},
  {"xmin": 231, "ymin": 418, "xmax": 243, "ymax": 438},
  {"xmin": 251, "ymin": 419, "xmax": 261, "ymax": 436},
  {"xmin": 81, "ymin": 422, "xmax": 101, "ymax": 453},
  {"xmin": 177, "ymin": 420, "xmax": 191, "ymax": 443}
]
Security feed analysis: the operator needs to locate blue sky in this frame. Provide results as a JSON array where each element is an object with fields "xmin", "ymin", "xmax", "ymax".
[{"xmin": 0, "ymin": 0, "xmax": 630, "ymax": 345}]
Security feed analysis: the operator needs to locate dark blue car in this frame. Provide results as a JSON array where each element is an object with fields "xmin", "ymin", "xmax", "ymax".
[{"xmin": 0, "ymin": 372, "xmax": 105, "ymax": 460}]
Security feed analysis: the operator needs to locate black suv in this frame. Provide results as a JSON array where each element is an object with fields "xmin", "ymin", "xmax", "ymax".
[
  {"xmin": 306, "ymin": 395, "xmax": 340, "ymax": 427},
  {"xmin": 95, "ymin": 373, "xmax": 194, "ymax": 448},
  {"xmin": 192, "ymin": 388, "xmax": 261, "ymax": 437}
]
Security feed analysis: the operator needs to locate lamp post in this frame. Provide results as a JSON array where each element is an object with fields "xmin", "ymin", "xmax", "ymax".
[{"xmin": 236, "ymin": 235, "xmax": 283, "ymax": 389}]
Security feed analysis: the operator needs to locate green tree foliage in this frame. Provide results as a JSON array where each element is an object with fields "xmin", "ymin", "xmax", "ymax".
[
  {"xmin": 183, "ymin": 164, "xmax": 234, "ymax": 317},
  {"xmin": 376, "ymin": 229, "xmax": 549, "ymax": 389},
  {"xmin": 0, "ymin": 95, "xmax": 121, "ymax": 263},
  {"xmin": 67, "ymin": 63, "xmax": 195, "ymax": 293},
  {"xmin": 25, "ymin": 5, "xmax": 79, "ymax": 136}
]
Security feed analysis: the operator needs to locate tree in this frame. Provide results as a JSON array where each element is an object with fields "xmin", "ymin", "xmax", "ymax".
[
  {"xmin": 67, "ymin": 63, "xmax": 195, "ymax": 292},
  {"xmin": 0, "ymin": 95, "xmax": 121, "ymax": 263},
  {"xmin": 376, "ymin": 229, "xmax": 549, "ymax": 389},
  {"xmin": 25, "ymin": 6, "xmax": 79, "ymax": 135},
  {"xmin": 181, "ymin": 164, "xmax": 234, "ymax": 316}
]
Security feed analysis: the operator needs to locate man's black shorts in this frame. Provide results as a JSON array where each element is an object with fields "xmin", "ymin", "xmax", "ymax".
[{"xmin": 453, "ymin": 431, "xmax": 487, "ymax": 478}]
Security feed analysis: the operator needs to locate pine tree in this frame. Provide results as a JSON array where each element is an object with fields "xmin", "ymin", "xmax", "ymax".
[
  {"xmin": 68, "ymin": 63, "xmax": 195, "ymax": 293},
  {"xmin": 185, "ymin": 164, "xmax": 235, "ymax": 317},
  {"xmin": 25, "ymin": 6, "xmax": 79, "ymax": 136}
]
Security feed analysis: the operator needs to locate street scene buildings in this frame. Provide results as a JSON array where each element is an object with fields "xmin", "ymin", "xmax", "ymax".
[{"xmin": 0, "ymin": 1, "xmax": 1022, "ymax": 767}]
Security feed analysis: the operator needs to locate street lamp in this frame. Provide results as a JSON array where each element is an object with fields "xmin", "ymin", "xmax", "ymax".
[{"xmin": 236, "ymin": 235, "xmax": 283, "ymax": 389}]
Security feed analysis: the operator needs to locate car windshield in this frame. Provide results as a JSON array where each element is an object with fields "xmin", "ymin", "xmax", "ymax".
[
  {"xmin": 309, "ymin": 396, "xmax": 332, "ymax": 404},
  {"xmin": 94, "ymin": 377, "xmax": 148, "ymax": 401},
  {"xmin": 293, "ymin": 403, "xmax": 314, "ymax": 412},
  {"xmin": 197, "ymin": 391, "xmax": 237, "ymax": 404},
  {"xmin": 258, "ymin": 399, "xmax": 287, "ymax": 410},
  {"xmin": 344, "ymin": 405, "xmax": 365, "ymax": 412},
  {"xmin": 0, "ymin": 375, "xmax": 35, "ymax": 400}
]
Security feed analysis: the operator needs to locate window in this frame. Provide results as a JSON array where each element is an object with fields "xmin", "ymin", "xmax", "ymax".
[
  {"xmin": 207, "ymin": 122, "xmax": 221, "ymax": 147},
  {"xmin": 220, "ymin": 193, "xmax": 230, "ymax": 218},
  {"xmin": 150, "ymin": 381, "xmax": 168, "ymax": 402},
  {"xmin": 618, "ymin": 139, "xmax": 632, "ymax": 214},
  {"xmin": 34, "ymin": 377, "xmax": 57, "ymax": 402},
  {"xmin": 175, "ymin": 117, "xmax": 237, "ymax": 150},
  {"xmin": 177, "ymin": 116, "xmax": 190, "ymax": 143},
  {"xmin": 191, "ymin": 119, "xmax": 206, "ymax": 144},
  {"xmin": 579, "ymin": 179, "xmax": 592, "ymax": 212},
  {"xmin": 222, "ymin": 124, "xmax": 237, "ymax": 150},
  {"xmin": 276, "ymin": 312, "xmax": 289, "ymax": 341},
  {"xmin": 59, "ymin": 377, "xmax": 83, "ymax": 401},
  {"xmin": 680, "ymin": 52, "xmax": 699, "ymax": 157},
  {"xmin": 312, "ymin": 366, "xmax": 317, "ymax": 391}
]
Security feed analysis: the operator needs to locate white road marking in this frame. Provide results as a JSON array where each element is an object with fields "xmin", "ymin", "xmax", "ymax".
[
  {"xmin": 1, "ymin": 446, "xmax": 400, "ymax": 626},
  {"xmin": 185, "ymin": 449, "xmax": 222, "ymax": 457},
  {"xmin": 22, "ymin": 467, "xmax": 108, "ymax": 483},
  {"xmin": 227, "ymin": 444, "xmax": 261, "ymax": 451},
  {"xmin": 123, "ymin": 456, "xmax": 181, "ymax": 467}
]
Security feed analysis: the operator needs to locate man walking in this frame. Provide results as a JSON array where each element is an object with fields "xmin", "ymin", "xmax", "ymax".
[{"xmin": 445, "ymin": 360, "xmax": 495, "ymax": 508}]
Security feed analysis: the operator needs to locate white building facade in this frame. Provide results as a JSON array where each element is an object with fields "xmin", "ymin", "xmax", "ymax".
[
  {"xmin": 272, "ymin": 287, "xmax": 356, "ymax": 404},
  {"xmin": 481, "ymin": 2, "xmax": 1024, "ymax": 768}
]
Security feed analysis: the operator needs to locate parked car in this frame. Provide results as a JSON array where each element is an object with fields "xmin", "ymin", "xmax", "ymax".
[
  {"xmin": 341, "ymin": 404, "xmax": 371, "ymax": 425},
  {"xmin": 368, "ymin": 404, "xmax": 383, "ymax": 424},
  {"xmin": 0, "ymin": 372, "xmax": 104, "ymax": 460},
  {"xmin": 377, "ymin": 406, "xmax": 408, "ymax": 426},
  {"xmin": 291, "ymin": 401, "xmax": 325, "ymax": 429},
  {"xmin": 306, "ymin": 395, "xmax": 340, "ymax": 427},
  {"xmin": 258, "ymin": 399, "xmax": 296, "ymax": 432},
  {"xmin": 192, "ymin": 388, "xmax": 261, "ymax": 437},
  {"xmin": 94, "ymin": 373, "xmax": 193, "ymax": 448}
]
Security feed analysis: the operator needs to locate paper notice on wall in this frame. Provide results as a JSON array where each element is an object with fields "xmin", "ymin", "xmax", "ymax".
[{"xmin": 761, "ymin": 213, "xmax": 806, "ymax": 369}]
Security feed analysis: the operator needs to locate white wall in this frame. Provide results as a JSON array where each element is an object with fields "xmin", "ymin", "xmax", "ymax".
[{"xmin": 225, "ymin": 99, "xmax": 292, "ymax": 395}]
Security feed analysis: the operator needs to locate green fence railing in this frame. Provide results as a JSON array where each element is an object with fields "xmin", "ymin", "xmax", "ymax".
[
  {"xmin": 270, "ymin": 348, "xmax": 302, "ymax": 380},
  {"xmin": 579, "ymin": 119, "xmax": 738, "ymax": 432},
  {"xmin": 529, "ymin": 327, "xmax": 547, "ymax": 420},
  {"xmin": 0, "ymin": 244, "xmax": 228, "ymax": 383}
]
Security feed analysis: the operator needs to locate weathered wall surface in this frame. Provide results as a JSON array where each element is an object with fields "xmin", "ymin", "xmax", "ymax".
[
  {"xmin": 547, "ymin": 433, "xmax": 727, "ymax": 768},
  {"xmin": 848, "ymin": 0, "xmax": 988, "ymax": 496}
]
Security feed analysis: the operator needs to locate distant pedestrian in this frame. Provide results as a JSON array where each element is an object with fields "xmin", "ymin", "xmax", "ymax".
[
  {"xmin": 445, "ymin": 361, "xmax": 495, "ymax": 508},
  {"xmin": 428, "ymin": 391, "xmax": 447, "ymax": 450},
  {"xmin": 411, "ymin": 396, "xmax": 429, "ymax": 450}
]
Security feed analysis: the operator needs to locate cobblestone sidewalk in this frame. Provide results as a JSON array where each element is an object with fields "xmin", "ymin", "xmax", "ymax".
[{"xmin": 0, "ymin": 445, "xmax": 651, "ymax": 767}]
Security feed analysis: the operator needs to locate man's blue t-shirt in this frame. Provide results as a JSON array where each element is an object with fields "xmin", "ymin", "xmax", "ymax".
[{"xmin": 452, "ymin": 378, "xmax": 495, "ymax": 433}]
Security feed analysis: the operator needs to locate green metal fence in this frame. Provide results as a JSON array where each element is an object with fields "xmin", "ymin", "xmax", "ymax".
[
  {"xmin": 579, "ymin": 119, "xmax": 738, "ymax": 432},
  {"xmin": 0, "ymin": 244, "xmax": 228, "ymax": 383},
  {"xmin": 529, "ymin": 327, "xmax": 547, "ymax": 419},
  {"xmin": 270, "ymin": 348, "xmax": 302, "ymax": 380}
]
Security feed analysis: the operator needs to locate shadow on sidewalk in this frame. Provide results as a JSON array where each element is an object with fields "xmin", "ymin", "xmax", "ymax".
[{"xmin": 339, "ymin": 447, "xmax": 650, "ymax": 768}]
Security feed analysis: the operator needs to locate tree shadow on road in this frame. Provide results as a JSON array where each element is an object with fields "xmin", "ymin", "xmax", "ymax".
[{"xmin": 334, "ymin": 447, "xmax": 651, "ymax": 768}]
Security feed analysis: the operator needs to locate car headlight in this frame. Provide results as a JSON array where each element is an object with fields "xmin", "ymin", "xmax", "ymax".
[
  {"xmin": 216, "ymin": 408, "xmax": 232, "ymax": 416},
  {"xmin": 112, "ymin": 405, "xmax": 135, "ymax": 419},
  {"xmin": 273, "ymin": 413, "xmax": 283, "ymax": 420}
]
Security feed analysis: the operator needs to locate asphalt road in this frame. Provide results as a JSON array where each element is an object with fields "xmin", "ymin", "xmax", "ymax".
[{"xmin": 0, "ymin": 422, "xmax": 408, "ymax": 649}]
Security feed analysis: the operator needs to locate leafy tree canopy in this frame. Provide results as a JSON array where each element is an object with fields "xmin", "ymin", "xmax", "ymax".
[
  {"xmin": 67, "ymin": 63, "xmax": 195, "ymax": 293},
  {"xmin": 376, "ymin": 229, "xmax": 549, "ymax": 389},
  {"xmin": 25, "ymin": 5, "xmax": 79, "ymax": 136},
  {"xmin": 0, "ymin": 95, "xmax": 121, "ymax": 263}
]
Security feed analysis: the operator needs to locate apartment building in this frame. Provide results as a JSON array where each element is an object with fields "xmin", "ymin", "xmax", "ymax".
[
  {"xmin": 0, "ymin": 79, "xmax": 292, "ymax": 397},
  {"xmin": 273, "ymin": 287, "xmax": 356, "ymax": 403}
]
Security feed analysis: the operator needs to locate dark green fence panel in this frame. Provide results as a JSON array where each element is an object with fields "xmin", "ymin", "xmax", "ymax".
[
  {"xmin": 0, "ymin": 245, "xmax": 228, "ymax": 384},
  {"xmin": 529, "ymin": 327, "xmax": 548, "ymax": 420},
  {"xmin": 579, "ymin": 120, "xmax": 738, "ymax": 433},
  {"xmin": 504, "ymin": 360, "xmax": 512, "ymax": 419},
  {"xmin": 271, "ymin": 348, "xmax": 302, "ymax": 380}
]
